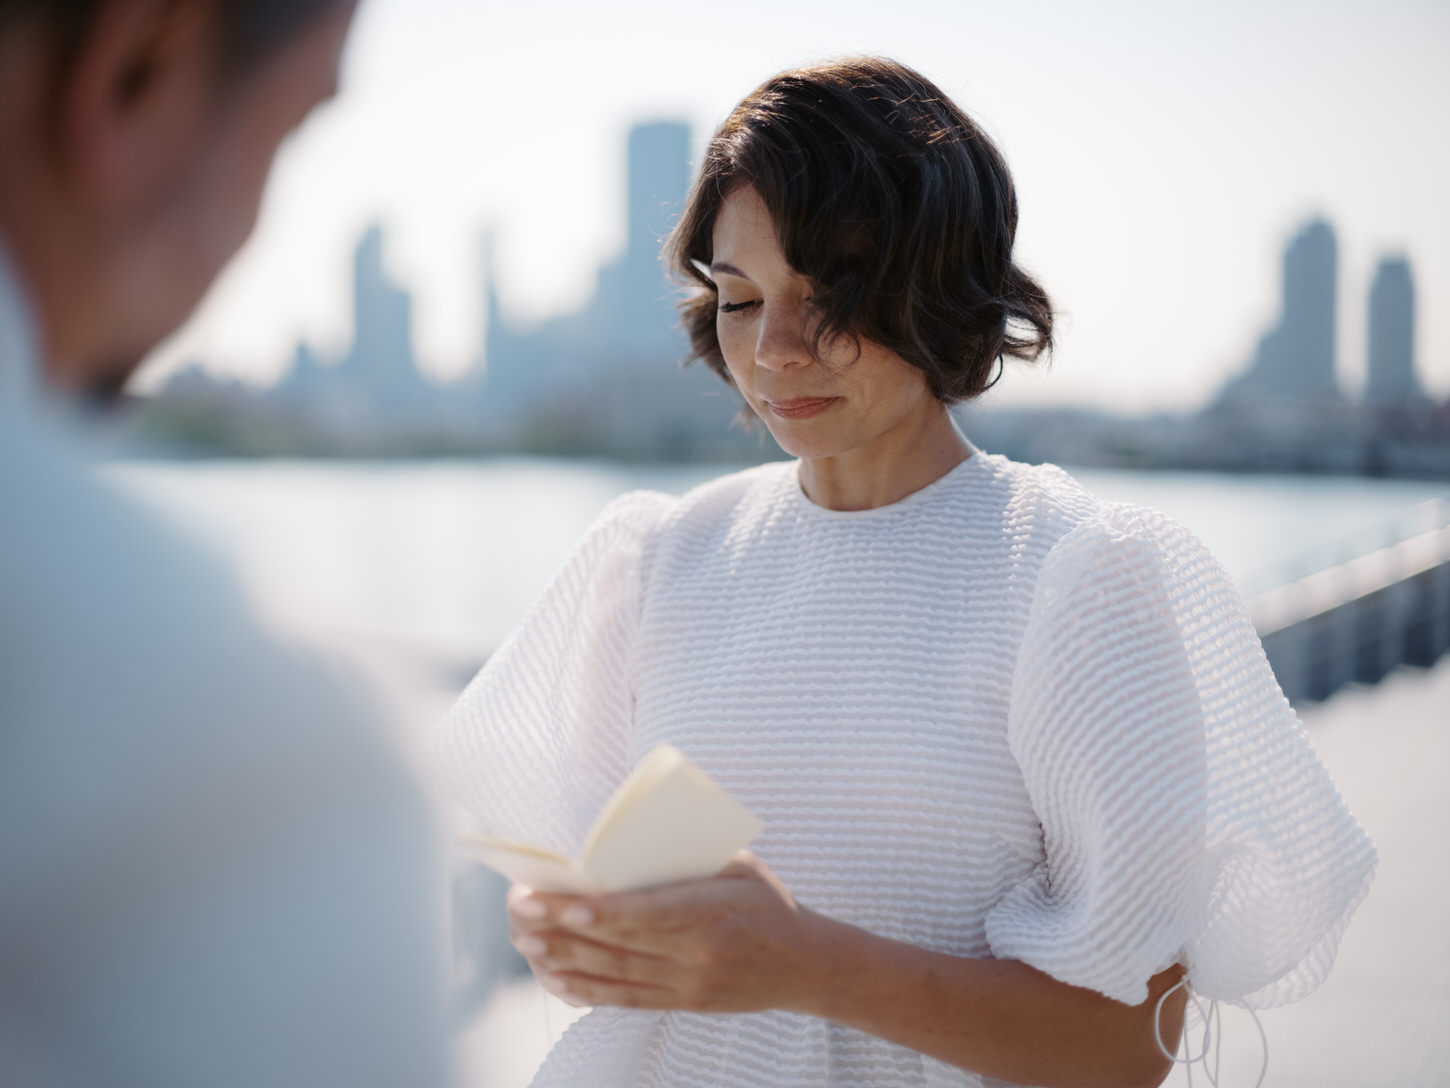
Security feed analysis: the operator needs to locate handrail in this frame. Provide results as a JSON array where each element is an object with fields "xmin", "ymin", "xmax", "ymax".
[
  {"xmin": 1248, "ymin": 508, "xmax": 1450, "ymax": 635},
  {"xmin": 1240, "ymin": 496, "xmax": 1450, "ymax": 599}
]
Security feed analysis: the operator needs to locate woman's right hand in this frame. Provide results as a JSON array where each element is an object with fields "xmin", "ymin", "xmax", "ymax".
[
  {"xmin": 504, "ymin": 855, "xmax": 817, "ymax": 1015},
  {"xmin": 506, "ymin": 882, "xmax": 592, "ymax": 1006}
]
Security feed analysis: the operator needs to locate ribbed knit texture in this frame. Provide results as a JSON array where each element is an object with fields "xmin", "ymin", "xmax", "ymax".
[{"xmin": 432, "ymin": 446, "xmax": 1377, "ymax": 1088}]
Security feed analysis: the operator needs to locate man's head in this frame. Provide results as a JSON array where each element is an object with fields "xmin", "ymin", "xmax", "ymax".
[{"xmin": 0, "ymin": 0, "xmax": 356, "ymax": 398}]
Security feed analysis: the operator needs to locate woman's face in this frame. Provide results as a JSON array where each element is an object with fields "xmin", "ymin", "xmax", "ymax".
[{"xmin": 710, "ymin": 185, "xmax": 939, "ymax": 462}]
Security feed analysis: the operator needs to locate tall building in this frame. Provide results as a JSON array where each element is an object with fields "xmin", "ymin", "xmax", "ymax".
[
  {"xmin": 1218, "ymin": 217, "xmax": 1341, "ymax": 405},
  {"xmin": 267, "ymin": 223, "xmax": 437, "ymax": 430},
  {"xmin": 1278, "ymin": 218, "xmax": 1339, "ymax": 398},
  {"xmin": 161, "ymin": 130, "xmax": 749, "ymax": 458},
  {"xmin": 480, "ymin": 121, "xmax": 695, "ymax": 401},
  {"xmin": 1365, "ymin": 255, "xmax": 1423, "ymax": 406},
  {"xmin": 342, "ymin": 225, "xmax": 426, "ymax": 403},
  {"xmin": 623, "ymin": 121, "xmax": 694, "ymax": 287},
  {"xmin": 476, "ymin": 120, "xmax": 741, "ymax": 457}
]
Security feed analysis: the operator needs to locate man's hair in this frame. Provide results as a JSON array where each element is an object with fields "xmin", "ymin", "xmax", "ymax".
[
  {"xmin": 665, "ymin": 56, "xmax": 1054, "ymax": 404},
  {"xmin": 0, "ymin": 0, "xmax": 348, "ymax": 83}
]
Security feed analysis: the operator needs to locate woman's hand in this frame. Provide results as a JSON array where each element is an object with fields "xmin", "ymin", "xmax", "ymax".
[
  {"xmin": 506, "ymin": 850, "xmax": 819, "ymax": 1013},
  {"xmin": 507, "ymin": 853, "xmax": 1187, "ymax": 1086}
]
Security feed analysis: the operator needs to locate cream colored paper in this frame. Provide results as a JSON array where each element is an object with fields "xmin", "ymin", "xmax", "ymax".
[{"xmin": 456, "ymin": 744, "xmax": 764, "ymax": 894}]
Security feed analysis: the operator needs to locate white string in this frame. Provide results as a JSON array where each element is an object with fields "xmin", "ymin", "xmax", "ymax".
[
  {"xmin": 541, "ymin": 977, "xmax": 557, "ymax": 1047},
  {"xmin": 1153, "ymin": 974, "xmax": 1268, "ymax": 1088}
]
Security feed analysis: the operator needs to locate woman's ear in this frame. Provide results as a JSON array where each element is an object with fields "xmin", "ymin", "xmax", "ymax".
[{"xmin": 55, "ymin": 0, "xmax": 217, "ymax": 220}]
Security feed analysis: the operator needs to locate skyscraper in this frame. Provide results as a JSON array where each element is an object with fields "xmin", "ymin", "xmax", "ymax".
[
  {"xmin": 1213, "ymin": 216, "xmax": 1343, "ymax": 412},
  {"xmin": 480, "ymin": 122, "xmax": 697, "ymax": 404},
  {"xmin": 347, "ymin": 224, "xmax": 419, "ymax": 395},
  {"xmin": 1277, "ymin": 218, "xmax": 1339, "ymax": 398},
  {"xmin": 625, "ymin": 121, "xmax": 693, "ymax": 273},
  {"xmin": 1365, "ymin": 255, "xmax": 1422, "ymax": 405},
  {"xmin": 473, "ymin": 119, "xmax": 740, "ymax": 457},
  {"xmin": 264, "ymin": 223, "xmax": 435, "ymax": 432}
]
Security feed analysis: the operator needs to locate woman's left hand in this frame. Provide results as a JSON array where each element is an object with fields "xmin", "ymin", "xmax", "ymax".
[{"xmin": 508, "ymin": 850, "xmax": 821, "ymax": 1013}]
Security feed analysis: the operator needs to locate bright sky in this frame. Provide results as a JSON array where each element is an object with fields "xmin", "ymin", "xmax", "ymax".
[{"xmin": 136, "ymin": 0, "xmax": 1450, "ymax": 414}]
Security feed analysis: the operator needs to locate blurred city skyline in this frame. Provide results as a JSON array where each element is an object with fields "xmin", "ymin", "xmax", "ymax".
[
  {"xmin": 144, "ymin": 116, "xmax": 1442, "ymax": 474},
  {"xmin": 134, "ymin": 0, "xmax": 1450, "ymax": 415}
]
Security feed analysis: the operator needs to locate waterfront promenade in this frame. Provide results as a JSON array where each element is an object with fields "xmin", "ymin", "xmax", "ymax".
[
  {"xmin": 458, "ymin": 656, "xmax": 1450, "ymax": 1087},
  {"xmin": 1159, "ymin": 656, "xmax": 1450, "ymax": 1087}
]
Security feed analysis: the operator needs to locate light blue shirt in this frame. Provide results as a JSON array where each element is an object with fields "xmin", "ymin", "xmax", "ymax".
[{"xmin": 0, "ymin": 245, "xmax": 451, "ymax": 1087}]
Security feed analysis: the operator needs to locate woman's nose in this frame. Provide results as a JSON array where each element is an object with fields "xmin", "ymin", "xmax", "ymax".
[{"xmin": 754, "ymin": 304, "xmax": 814, "ymax": 372}]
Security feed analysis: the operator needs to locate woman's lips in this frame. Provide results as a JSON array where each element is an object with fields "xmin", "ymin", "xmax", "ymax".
[{"xmin": 767, "ymin": 397, "xmax": 838, "ymax": 420}]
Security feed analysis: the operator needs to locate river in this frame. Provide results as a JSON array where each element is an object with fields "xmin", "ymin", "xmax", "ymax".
[{"xmin": 107, "ymin": 456, "xmax": 1449, "ymax": 691}]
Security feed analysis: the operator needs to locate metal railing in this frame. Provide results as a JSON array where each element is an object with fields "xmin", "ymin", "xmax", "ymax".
[
  {"xmin": 1246, "ymin": 497, "xmax": 1450, "ymax": 703},
  {"xmin": 1240, "ymin": 496, "xmax": 1450, "ymax": 601}
]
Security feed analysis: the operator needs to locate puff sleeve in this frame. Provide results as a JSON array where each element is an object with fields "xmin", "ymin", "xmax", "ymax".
[
  {"xmin": 430, "ymin": 489, "xmax": 674, "ymax": 859},
  {"xmin": 983, "ymin": 502, "xmax": 1377, "ymax": 1009}
]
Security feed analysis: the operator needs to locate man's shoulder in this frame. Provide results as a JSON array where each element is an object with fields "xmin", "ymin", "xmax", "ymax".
[
  {"xmin": 0, "ymin": 419, "xmax": 253, "ymax": 648},
  {"xmin": 0, "ymin": 420, "xmax": 395, "ymax": 773}
]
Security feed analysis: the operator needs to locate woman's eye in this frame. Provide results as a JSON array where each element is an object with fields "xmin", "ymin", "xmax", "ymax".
[{"xmin": 718, "ymin": 300, "xmax": 759, "ymax": 314}]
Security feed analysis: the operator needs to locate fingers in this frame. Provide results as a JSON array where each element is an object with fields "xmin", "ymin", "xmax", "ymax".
[
  {"xmin": 508, "ymin": 884, "xmax": 581, "ymax": 924},
  {"xmin": 509, "ymin": 883, "xmax": 699, "ymax": 953},
  {"xmin": 507, "ymin": 865, "xmax": 780, "ymax": 958},
  {"xmin": 518, "ymin": 929, "xmax": 673, "ymax": 986},
  {"xmin": 508, "ymin": 884, "xmax": 677, "ymax": 990},
  {"xmin": 542, "ymin": 980, "xmax": 591, "ymax": 1008},
  {"xmin": 541, "ymin": 970, "xmax": 679, "ymax": 1011},
  {"xmin": 574, "ymin": 887, "xmax": 686, "ymax": 934},
  {"xmin": 507, "ymin": 884, "xmax": 594, "ymax": 941},
  {"xmin": 500, "ymin": 868, "xmax": 795, "ymax": 1016},
  {"xmin": 717, "ymin": 849, "xmax": 762, "ymax": 878}
]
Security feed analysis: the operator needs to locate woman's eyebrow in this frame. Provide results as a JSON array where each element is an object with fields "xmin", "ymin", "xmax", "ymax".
[{"xmin": 709, "ymin": 261, "xmax": 749, "ymax": 278}]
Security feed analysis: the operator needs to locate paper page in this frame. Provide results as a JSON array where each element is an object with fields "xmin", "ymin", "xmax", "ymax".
[
  {"xmin": 455, "ymin": 835, "xmax": 607, "ymax": 895},
  {"xmin": 579, "ymin": 751, "xmax": 764, "ymax": 891},
  {"xmin": 580, "ymin": 743, "xmax": 685, "ymax": 859}
]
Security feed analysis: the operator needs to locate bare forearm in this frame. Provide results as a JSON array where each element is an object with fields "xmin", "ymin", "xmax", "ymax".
[
  {"xmin": 788, "ymin": 909, "xmax": 1183, "ymax": 1088},
  {"xmin": 508, "ymin": 860, "xmax": 1185, "ymax": 1085}
]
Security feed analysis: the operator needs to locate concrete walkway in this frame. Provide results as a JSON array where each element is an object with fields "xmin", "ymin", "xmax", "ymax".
[
  {"xmin": 458, "ymin": 658, "xmax": 1450, "ymax": 1087},
  {"xmin": 1163, "ymin": 658, "xmax": 1450, "ymax": 1086}
]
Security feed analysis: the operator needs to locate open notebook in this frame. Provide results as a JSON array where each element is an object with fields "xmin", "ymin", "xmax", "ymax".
[{"xmin": 456, "ymin": 744, "xmax": 765, "ymax": 894}]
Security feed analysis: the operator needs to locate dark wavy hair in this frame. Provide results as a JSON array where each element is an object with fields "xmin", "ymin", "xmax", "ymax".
[
  {"xmin": 665, "ymin": 56, "xmax": 1053, "ymax": 404},
  {"xmin": 0, "ymin": 0, "xmax": 350, "ymax": 83}
]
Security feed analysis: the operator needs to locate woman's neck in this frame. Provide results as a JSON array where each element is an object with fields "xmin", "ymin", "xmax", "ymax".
[{"xmin": 797, "ymin": 406, "xmax": 973, "ymax": 512}]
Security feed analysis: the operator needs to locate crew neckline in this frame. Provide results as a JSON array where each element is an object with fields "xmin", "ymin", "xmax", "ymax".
[{"xmin": 790, "ymin": 438, "xmax": 989, "ymax": 519}]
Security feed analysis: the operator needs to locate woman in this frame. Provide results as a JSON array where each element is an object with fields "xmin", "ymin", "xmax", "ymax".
[{"xmin": 433, "ymin": 57, "xmax": 1376, "ymax": 1088}]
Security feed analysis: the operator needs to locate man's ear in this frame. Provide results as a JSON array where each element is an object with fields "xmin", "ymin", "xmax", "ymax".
[{"xmin": 56, "ymin": 0, "xmax": 218, "ymax": 218}]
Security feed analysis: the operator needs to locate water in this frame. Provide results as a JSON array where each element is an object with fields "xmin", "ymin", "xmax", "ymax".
[
  {"xmin": 106, "ymin": 456, "xmax": 1449, "ymax": 688},
  {"xmin": 105, "ymin": 458, "xmax": 723, "ymax": 674}
]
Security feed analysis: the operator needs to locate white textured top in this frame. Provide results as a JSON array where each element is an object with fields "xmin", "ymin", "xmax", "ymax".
[{"xmin": 433, "ymin": 443, "xmax": 1377, "ymax": 1088}]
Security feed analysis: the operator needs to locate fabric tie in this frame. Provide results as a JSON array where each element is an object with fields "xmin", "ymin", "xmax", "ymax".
[{"xmin": 1154, "ymin": 974, "xmax": 1267, "ymax": 1087}]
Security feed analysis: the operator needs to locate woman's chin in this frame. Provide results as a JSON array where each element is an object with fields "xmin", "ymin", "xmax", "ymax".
[{"xmin": 762, "ymin": 425, "xmax": 842, "ymax": 461}]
